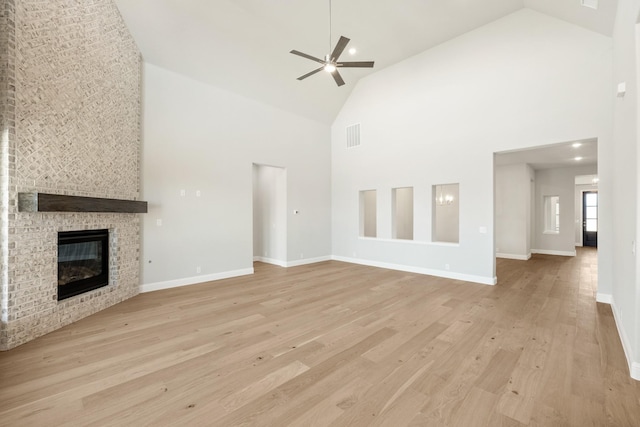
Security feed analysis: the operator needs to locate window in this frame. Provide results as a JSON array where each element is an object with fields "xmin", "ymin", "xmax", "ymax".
[
  {"xmin": 360, "ymin": 190, "xmax": 377, "ymax": 237},
  {"xmin": 393, "ymin": 187, "xmax": 413, "ymax": 240},
  {"xmin": 433, "ymin": 183, "xmax": 459, "ymax": 243},
  {"xmin": 544, "ymin": 195, "xmax": 560, "ymax": 233}
]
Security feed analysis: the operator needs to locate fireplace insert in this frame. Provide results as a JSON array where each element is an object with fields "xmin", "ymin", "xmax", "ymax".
[{"xmin": 57, "ymin": 229, "xmax": 109, "ymax": 300}]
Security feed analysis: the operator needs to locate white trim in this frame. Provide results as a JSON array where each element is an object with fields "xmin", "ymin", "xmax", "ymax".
[
  {"xmin": 254, "ymin": 256, "xmax": 333, "ymax": 268},
  {"xmin": 596, "ymin": 293, "xmax": 612, "ymax": 304},
  {"xmin": 531, "ymin": 249, "xmax": 576, "ymax": 257},
  {"xmin": 610, "ymin": 298, "xmax": 640, "ymax": 380},
  {"xmin": 140, "ymin": 268, "xmax": 254, "ymax": 293},
  {"xmin": 331, "ymin": 255, "xmax": 496, "ymax": 285},
  {"xmin": 496, "ymin": 252, "xmax": 531, "ymax": 261},
  {"xmin": 632, "ymin": 363, "xmax": 640, "ymax": 381},
  {"xmin": 285, "ymin": 256, "xmax": 332, "ymax": 267},
  {"xmin": 253, "ymin": 256, "xmax": 287, "ymax": 267}
]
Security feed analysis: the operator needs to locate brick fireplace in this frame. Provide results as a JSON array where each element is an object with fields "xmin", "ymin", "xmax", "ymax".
[{"xmin": 0, "ymin": 0, "xmax": 142, "ymax": 349}]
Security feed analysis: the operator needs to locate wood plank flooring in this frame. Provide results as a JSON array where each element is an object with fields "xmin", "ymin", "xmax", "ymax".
[{"xmin": 1, "ymin": 247, "xmax": 639, "ymax": 426}]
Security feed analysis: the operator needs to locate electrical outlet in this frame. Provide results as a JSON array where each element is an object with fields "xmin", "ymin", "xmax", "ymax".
[
  {"xmin": 445, "ymin": 264, "xmax": 450, "ymax": 270},
  {"xmin": 196, "ymin": 266, "xmax": 201, "ymax": 274},
  {"xmin": 156, "ymin": 219, "xmax": 162, "ymax": 226}
]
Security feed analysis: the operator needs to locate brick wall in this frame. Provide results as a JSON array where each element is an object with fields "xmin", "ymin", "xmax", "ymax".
[{"xmin": 0, "ymin": 0, "xmax": 142, "ymax": 349}]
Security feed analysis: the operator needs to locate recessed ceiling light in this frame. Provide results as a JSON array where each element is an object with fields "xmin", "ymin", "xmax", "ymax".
[
  {"xmin": 575, "ymin": 156, "xmax": 583, "ymax": 161},
  {"xmin": 349, "ymin": 47, "xmax": 357, "ymax": 55},
  {"xmin": 572, "ymin": 142, "xmax": 582, "ymax": 148},
  {"xmin": 581, "ymin": 0, "xmax": 598, "ymax": 10}
]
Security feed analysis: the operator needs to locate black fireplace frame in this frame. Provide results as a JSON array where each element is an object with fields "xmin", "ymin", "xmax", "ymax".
[{"xmin": 57, "ymin": 229, "xmax": 109, "ymax": 301}]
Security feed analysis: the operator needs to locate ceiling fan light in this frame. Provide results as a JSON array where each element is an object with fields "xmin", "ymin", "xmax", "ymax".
[{"xmin": 324, "ymin": 63, "xmax": 336, "ymax": 73}]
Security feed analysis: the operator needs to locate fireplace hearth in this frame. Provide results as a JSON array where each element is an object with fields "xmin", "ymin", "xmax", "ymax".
[{"xmin": 58, "ymin": 229, "xmax": 109, "ymax": 300}]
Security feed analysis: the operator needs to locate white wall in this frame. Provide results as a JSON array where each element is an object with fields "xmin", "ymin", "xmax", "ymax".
[
  {"xmin": 142, "ymin": 64, "xmax": 331, "ymax": 289},
  {"xmin": 611, "ymin": 0, "xmax": 640, "ymax": 379},
  {"xmin": 495, "ymin": 163, "xmax": 534, "ymax": 260},
  {"xmin": 332, "ymin": 9, "xmax": 613, "ymax": 285},
  {"xmin": 533, "ymin": 165, "xmax": 597, "ymax": 255}
]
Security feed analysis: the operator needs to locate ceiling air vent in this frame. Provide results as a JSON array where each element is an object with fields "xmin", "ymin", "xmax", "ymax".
[{"xmin": 346, "ymin": 123, "xmax": 360, "ymax": 148}]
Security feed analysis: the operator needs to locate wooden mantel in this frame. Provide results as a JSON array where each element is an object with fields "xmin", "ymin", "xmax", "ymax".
[{"xmin": 18, "ymin": 192, "xmax": 148, "ymax": 213}]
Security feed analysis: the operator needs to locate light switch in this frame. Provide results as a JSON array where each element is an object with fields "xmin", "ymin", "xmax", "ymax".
[{"xmin": 479, "ymin": 226, "xmax": 487, "ymax": 234}]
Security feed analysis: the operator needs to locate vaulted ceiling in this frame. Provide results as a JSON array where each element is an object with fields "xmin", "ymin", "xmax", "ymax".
[{"xmin": 114, "ymin": 0, "xmax": 618, "ymax": 124}]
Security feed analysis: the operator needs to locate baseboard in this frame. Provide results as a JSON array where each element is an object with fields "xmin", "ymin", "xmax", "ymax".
[
  {"xmin": 596, "ymin": 293, "xmax": 612, "ymax": 304},
  {"xmin": 531, "ymin": 249, "xmax": 576, "ymax": 257},
  {"xmin": 632, "ymin": 362, "xmax": 640, "ymax": 381},
  {"xmin": 253, "ymin": 256, "xmax": 287, "ymax": 267},
  {"xmin": 285, "ymin": 256, "xmax": 332, "ymax": 267},
  {"xmin": 610, "ymin": 298, "xmax": 640, "ymax": 381},
  {"xmin": 253, "ymin": 256, "xmax": 332, "ymax": 268},
  {"xmin": 331, "ymin": 255, "xmax": 496, "ymax": 285},
  {"xmin": 140, "ymin": 268, "xmax": 254, "ymax": 293},
  {"xmin": 496, "ymin": 253, "xmax": 531, "ymax": 261}
]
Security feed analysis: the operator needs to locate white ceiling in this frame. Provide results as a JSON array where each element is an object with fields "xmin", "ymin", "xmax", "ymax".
[
  {"xmin": 494, "ymin": 138, "xmax": 598, "ymax": 170},
  {"xmin": 113, "ymin": 0, "xmax": 618, "ymax": 124}
]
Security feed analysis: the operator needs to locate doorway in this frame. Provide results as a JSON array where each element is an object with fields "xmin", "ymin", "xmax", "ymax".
[
  {"xmin": 583, "ymin": 191, "xmax": 598, "ymax": 247},
  {"xmin": 252, "ymin": 164, "xmax": 287, "ymax": 266}
]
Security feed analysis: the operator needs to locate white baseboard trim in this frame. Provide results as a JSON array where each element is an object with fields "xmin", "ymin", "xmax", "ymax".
[
  {"xmin": 632, "ymin": 363, "xmax": 640, "ymax": 380},
  {"xmin": 610, "ymin": 298, "xmax": 640, "ymax": 380},
  {"xmin": 331, "ymin": 255, "xmax": 496, "ymax": 285},
  {"xmin": 253, "ymin": 256, "xmax": 331, "ymax": 268},
  {"xmin": 531, "ymin": 249, "xmax": 576, "ymax": 257},
  {"xmin": 253, "ymin": 256, "xmax": 287, "ymax": 267},
  {"xmin": 496, "ymin": 253, "xmax": 531, "ymax": 261},
  {"xmin": 596, "ymin": 293, "xmax": 612, "ymax": 304},
  {"xmin": 285, "ymin": 256, "xmax": 332, "ymax": 267},
  {"xmin": 140, "ymin": 268, "xmax": 254, "ymax": 293}
]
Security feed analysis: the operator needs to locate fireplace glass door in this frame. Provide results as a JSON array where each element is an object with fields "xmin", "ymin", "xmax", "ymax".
[{"xmin": 58, "ymin": 229, "xmax": 109, "ymax": 300}]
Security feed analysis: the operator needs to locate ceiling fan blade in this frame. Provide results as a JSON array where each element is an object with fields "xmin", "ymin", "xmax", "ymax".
[
  {"xmin": 331, "ymin": 70, "xmax": 345, "ymax": 87},
  {"xmin": 337, "ymin": 61, "xmax": 375, "ymax": 68},
  {"xmin": 290, "ymin": 50, "xmax": 325, "ymax": 64},
  {"xmin": 297, "ymin": 66, "xmax": 324, "ymax": 80},
  {"xmin": 330, "ymin": 36, "xmax": 350, "ymax": 62}
]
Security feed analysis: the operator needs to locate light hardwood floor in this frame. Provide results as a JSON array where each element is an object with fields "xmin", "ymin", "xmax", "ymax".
[{"xmin": 1, "ymin": 248, "xmax": 639, "ymax": 426}]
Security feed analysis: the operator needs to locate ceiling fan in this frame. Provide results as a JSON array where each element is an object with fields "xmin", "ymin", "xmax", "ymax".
[{"xmin": 290, "ymin": 1, "xmax": 374, "ymax": 87}]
